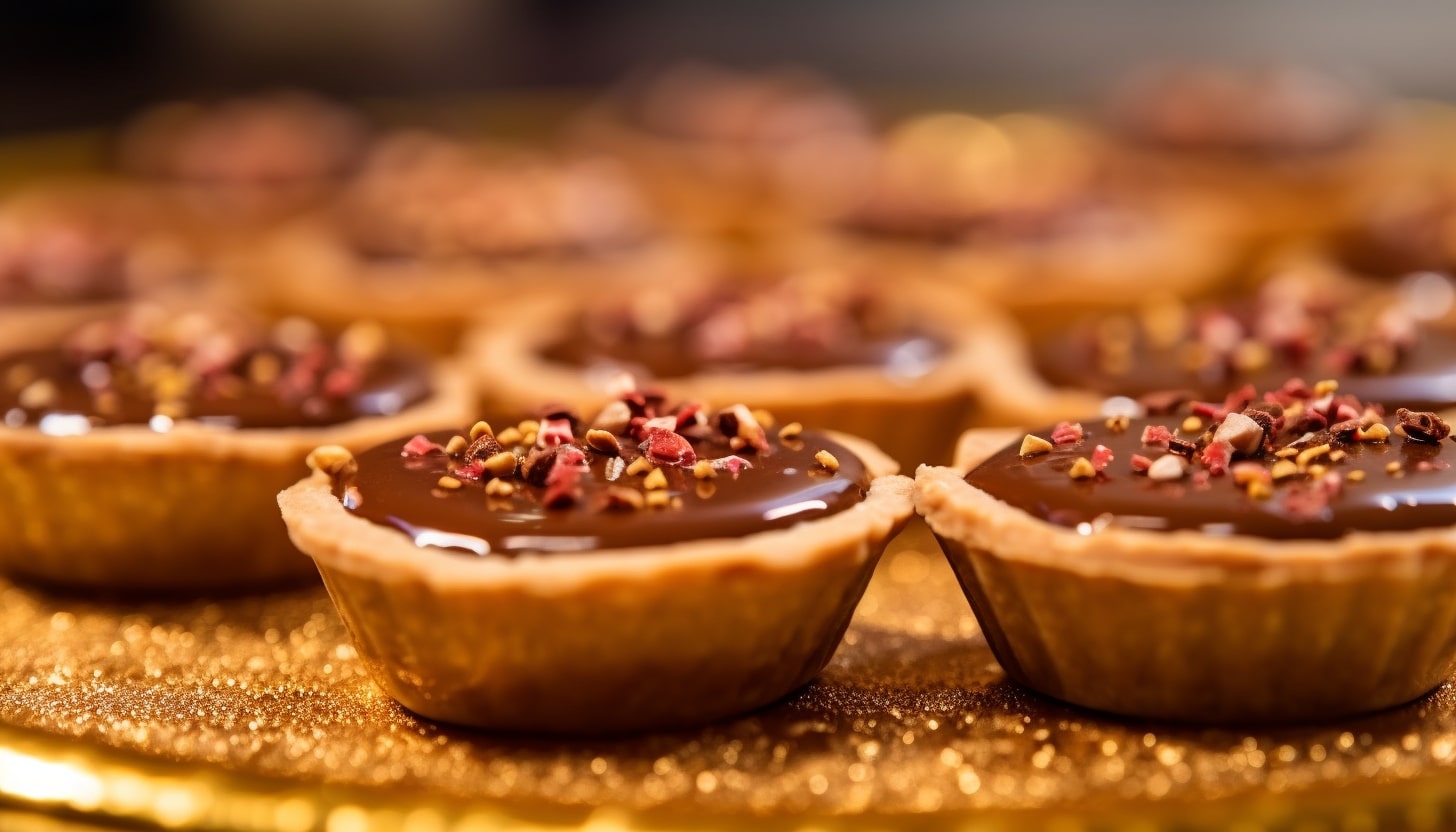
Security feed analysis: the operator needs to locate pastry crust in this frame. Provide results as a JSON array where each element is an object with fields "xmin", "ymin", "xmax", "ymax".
[
  {"xmin": 278, "ymin": 432, "xmax": 914, "ymax": 734},
  {"xmin": 463, "ymin": 279, "xmax": 1003, "ymax": 467},
  {"xmin": 915, "ymin": 431, "xmax": 1456, "ymax": 723},
  {"xmin": 0, "ymin": 352, "xmax": 474, "ymax": 592}
]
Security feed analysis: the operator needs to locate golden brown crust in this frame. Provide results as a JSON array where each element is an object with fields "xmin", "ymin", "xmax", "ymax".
[
  {"xmin": 279, "ymin": 448, "xmax": 914, "ymax": 733},
  {"xmin": 0, "ymin": 360, "xmax": 475, "ymax": 592},
  {"xmin": 918, "ymin": 429, "xmax": 1456, "ymax": 722}
]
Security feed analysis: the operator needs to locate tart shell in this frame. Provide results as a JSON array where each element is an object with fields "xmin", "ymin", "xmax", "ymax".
[
  {"xmin": 0, "ymin": 363, "xmax": 474, "ymax": 593},
  {"xmin": 914, "ymin": 428, "xmax": 1456, "ymax": 724},
  {"xmin": 278, "ymin": 433, "xmax": 914, "ymax": 734}
]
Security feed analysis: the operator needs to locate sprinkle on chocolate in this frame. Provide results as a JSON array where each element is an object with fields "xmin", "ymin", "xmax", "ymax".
[
  {"xmin": 1020, "ymin": 434, "xmax": 1054, "ymax": 458},
  {"xmin": 815, "ymin": 449, "xmax": 841, "ymax": 472},
  {"xmin": 496, "ymin": 426, "xmax": 523, "ymax": 446},
  {"xmin": 484, "ymin": 478, "xmax": 515, "ymax": 498},
  {"xmin": 306, "ymin": 445, "xmax": 357, "ymax": 480},
  {"xmin": 599, "ymin": 485, "xmax": 645, "ymax": 512},
  {"xmin": 643, "ymin": 467, "xmax": 669, "ymax": 491},
  {"xmin": 1396, "ymin": 408, "xmax": 1451, "ymax": 444},
  {"xmin": 1068, "ymin": 457, "xmax": 1097, "ymax": 480},
  {"xmin": 1146, "ymin": 454, "xmax": 1187, "ymax": 482},
  {"xmin": 444, "ymin": 435, "xmax": 468, "ymax": 456},
  {"xmin": 521, "ymin": 445, "xmax": 560, "ymax": 486},
  {"xmin": 1051, "ymin": 421, "xmax": 1085, "ymax": 445},
  {"xmin": 465, "ymin": 431, "xmax": 504, "ymax": 461},
  {"xmin": 1167, "ymin": 437, "xmax": 1197, "ymax": 458},
  {"xmin": 1105, "ymin": 414, "xmax": 1131, "ymax": 433},
  {"xmin": 469, "ymin": 421, "xmax": 494, "ymax": 441},
  {"xmin": 584, "ymin": 429, "xmax": 621, "ymax": 455},
  {"xmin": 1180, "ymin": 416, "xmax": 1203, "ymax": 434},
  {"xmin": 644, "ymin": 490, "xmax": 672, "ymax": 509},
  {"xmin": 436, "ymin": 475, "xmax": 462, "ymax": 491},
  {"xmin": 402, "ymin": 434, "xmax": 444, "ymax": 457},
  {"xmin": 482, "ymin": 451, "xmax": 518, "ymax": 478},
  {"xmin": 778, "ymin": 421, "xmax": 804, "ymax": 442},
  {"xmin": 625, "ymin": 456, "xmax": 655, "ymax": 477},
  {"xmin": 692, "ymin": 460, "xmax": 716, "ymax": 480}
]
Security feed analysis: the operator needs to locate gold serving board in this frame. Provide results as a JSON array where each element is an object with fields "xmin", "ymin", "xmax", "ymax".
[{"xmin": 5, "ymin": 527, "xmax": 1456, "ymax": 831}]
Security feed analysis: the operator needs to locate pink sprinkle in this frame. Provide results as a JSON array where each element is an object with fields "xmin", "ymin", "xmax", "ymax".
[
  {"xmin": 1140, "ymin": 425, "xmax": 1174, "ymax": 447},
  {"xmin": 1051, "ymin": 421, "xmax": 1084, "ymax": 445},
  {"xmin": 711, "ymin": 455, "xmax": 753, "ymax": 476},
  {"xmin": 536, "ymin": 417, "xmax": 575, "ymax": 448},
  {"xmin": 1091, "ymin": 444, "xmax": 1114, "ymax": 473},
  {"xmin": 674, "ymin": 402, "xmax": 704, "ymax": 432},
  {"xmin": 542, "ymin": 449, "xmax": 587, "ymax": 508},
  {"xmin": 640, "ymin": 427, "xmax": 697, "ymax": 467},
  {"xmin": 401, "ymin": 434, "xmax": 443, "ymax": 457},
  {"xmin": 1130, "ymin": 454, "xmax": 1153, "ymax": 473},
  {"xmin": 1191, "ymin": 470, "xmax": 1211, "ymax": 487},
  {"xmin": 450, "ymin": 460, "xmax": 486, "ymax": 482},
  {"xmin": 1199, "ymin": 440, "xmax": 1233, "ymax": 476}
]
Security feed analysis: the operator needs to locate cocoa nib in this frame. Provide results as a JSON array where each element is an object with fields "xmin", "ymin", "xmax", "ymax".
[
  {"xmin": 1397, "ymin": 408, "xmax": 1452, "ymax": 444},
  {"xmin": 464, "ymin": 432, "xmax": 503, "ymax": 460},
  {"xmin": 1167, "ymin": 437, "xmax": 1198, "ymax": 458},
  {"xmin": 521, "ymin": 445, "xmax": 560, "ymax": 486}
]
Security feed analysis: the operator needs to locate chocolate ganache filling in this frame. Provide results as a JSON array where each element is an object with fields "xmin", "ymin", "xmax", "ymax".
[
  {"xmin": 966, "ymin": 380, "xmax": 1456, "ymax": 540},
  {"xmin": 331, "ymin": 392, "xmax": 871, "ymax": 557},
  {"xmin": 0, "ymin": 313, "xmax": 430, "ymax": 431},
  {"xmin": 1032, "ymin": 282, "xmax": 1456, "ymax": 411},
  {"xmin": 539, "ymin": 278, "xmax": 946, "ymax": 379}
]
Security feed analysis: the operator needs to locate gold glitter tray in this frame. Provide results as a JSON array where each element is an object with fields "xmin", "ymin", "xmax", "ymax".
[{"xmin": 7, "ymin": 530, "xmax": 1456, "ymax": 832}]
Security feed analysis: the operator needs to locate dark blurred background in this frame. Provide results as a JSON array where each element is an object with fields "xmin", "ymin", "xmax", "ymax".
[{"xmin": 4, "ymin": 0, "xmax": 1454, "ymax": 133}]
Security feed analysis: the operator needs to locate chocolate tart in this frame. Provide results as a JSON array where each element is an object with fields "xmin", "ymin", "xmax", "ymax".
[
  {"xmin": 812, "ymin": 111, "xmax": 1236, "ymax": 315},
  {"xmin": 0, "ymin": 181, "xmax": 198, "ymax": 338},
  {"xmin": 571, "ymin": 63, "xmax": 877, "ymax": 238},
  {"xmin": 1102, "ymin": 65, "xmax": 1395, "ymax": 244},
  {"xmin": 1002, "ymin": 268, "xmax": 1456, "ymax": 424},
  {"xmin": 250, "ymin": 132, "xmax": 695, "ymax": 353},
  {"xmin": 277, "ymin": 393, "xmax": 914, "ymax": 733},
  {"xmin": 917, "ymin": 382, "xmax": 1456, "ymax": 723},
  {"xmin": 116, "ymin": 90, "xmax": 368, "ymax": 229},
  {"xmin": 0, "ymin": 305, "xmax": 472, "ymax": 592},
  {"xmin": 464, "ymin": 268, "xmax": 1010, "ymax": 467}
]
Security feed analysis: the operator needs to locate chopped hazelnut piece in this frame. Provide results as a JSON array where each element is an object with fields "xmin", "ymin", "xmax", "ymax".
[
  {"xmin": 482, "ymin": 451, "xmax": 518, "ymax": 478},
  {"xmin": 305, "ymin": 445, "xmax": 357, "ymax": 479},
  {"xmin": 1386, "ymin": 461, "xmax": 1403, "ymax": 475},
  {"xmin": 625, "ymin": 456, "xmax": 656, "ymax": 477},
  {"xmin": 444, "ymin": 435, "xmax": 468, "ymax": 456},
  {"xmin": 1068, "ymin": 457, "xmax": 1098, "ymax": 480},
  {"xmin": 644, "ymin": 490, "xmax": 672, "ymax": 509},
  {"xmin": 1329, "ymin": 449, "xmax": 1348, "ymax": 464},
  {"xmin": 1146, "ymin": 454, "xmax": 1187, "ymax": 482},
  {"xmin": 469, "ymin": 421, "xmax": 495, "ymax": 441},
  {"xmin": 1019, "ymin": 434, "xmax": 1054, "ymax": 458},
  {"xmin": 692, "ymin": 460, "xmax": 716, "ymax": 479},
  {"xmin": 1355, "ymin": 423, "xmax": 1390, "ymax": 443},
  {"xmin": 496, "ymin": 427, "xmax": 523, "ymax": 446},
  {"xmin": 436, "ymin": 476, "xmax": 463, "ymax": 490},
  {"xmin": 600, "ymin": 486, "xmax": 644, "ymax": 512},
  {"xmin": 814, "ymin": 449, "xmax": 841, "ymax": 472},
  {"xmin": 1212, "ymin": 412, "xmax": 1265, "ymax": 456},
  {"xmin": 584, "ymin": 429, "xmax": 621, "ymax": 455},
  {"xmin": 1274, "ymin": 447, "xmax": 1300, "ymax": 459},
  {"xmin": 1246, "ymin": 480, "xmax": 1273, "ymax": 500},
  {"xmin": 485, "ymin": 479, "xmax": 515, "ymax": 498},
  {"xmin": 1312, "ymin": 379, "xmax": 1339, "ymax": 398},
  {"xmin": 1180, "ymin": 416, "xmax": 1203, "ymax": 434},
  {"xmin": 1295, "ymin": 443, "xmax": 1331, "ymax": 468},
  {"xmin": 1347, "ymin": 470, "xmax": 1366, "ymax": 483},
  {"xmin": 1270, "ymin": 460, "xmax": 1300, "ymax": 481},
  {"xmin": 778, "ymin": 422, "xmax": 804, "ymax": 441},
  {"xmin": 1104, "ymin": 414, "xmax": 1131, "ymax": 433},
  {"xmin": 643, "ymin": 467, "xmax": 669, "ymax": 490}
]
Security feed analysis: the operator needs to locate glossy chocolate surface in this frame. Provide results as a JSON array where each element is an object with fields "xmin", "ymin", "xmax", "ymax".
[
  {"xmin": 0, "ymin": 335, "xmax": 431, "ymax": 430},
  {"xmin": 538, "ymin": 283, "xmax": 946, "ymax": 379},
  {"xmin": 341, "ymin": 426, "xmax": 870, "ymax": 557},
  {"xmin": 1032, "ymin": 293, "xmax": 1456, "ymax": 411},
  {"xmin": 966, "ymin": 396, "xmax": 1456, "ymax": 540}
]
